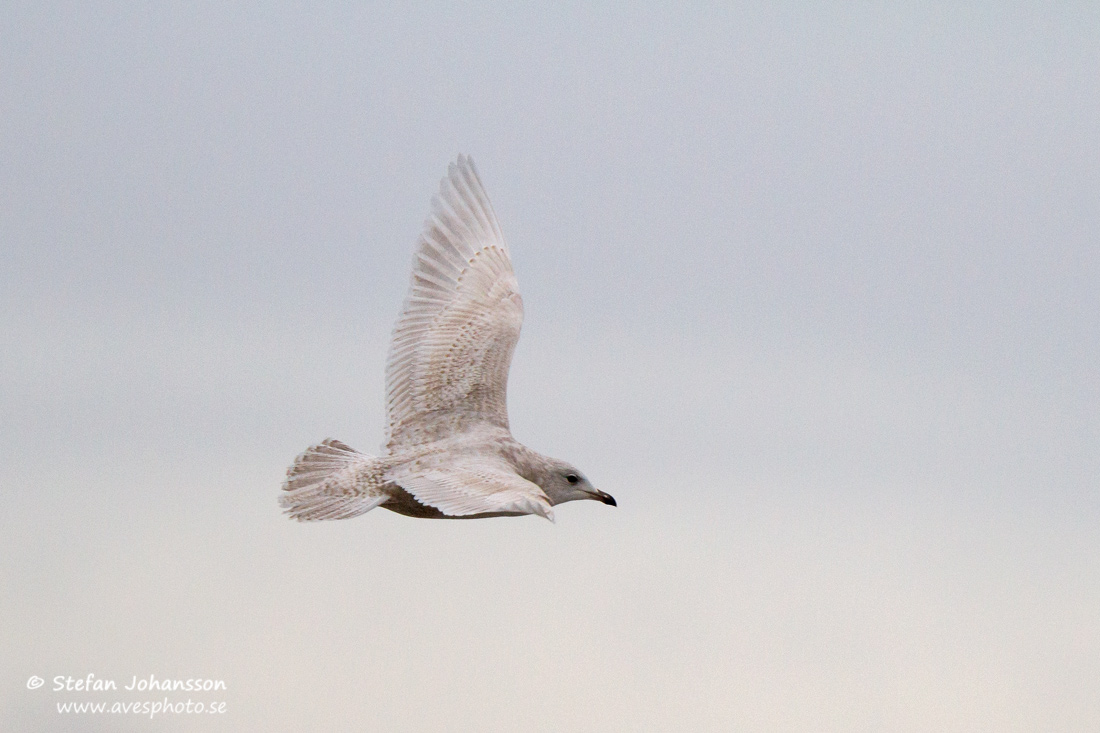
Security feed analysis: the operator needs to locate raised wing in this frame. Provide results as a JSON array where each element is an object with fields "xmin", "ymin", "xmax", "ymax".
[
  {"xmin": 385, "ymin": 155, "xmax": 524, "ymax": 448},
  {"xmin": 385, "ymin": 460, "xmax": 553, "ymax": 520}
]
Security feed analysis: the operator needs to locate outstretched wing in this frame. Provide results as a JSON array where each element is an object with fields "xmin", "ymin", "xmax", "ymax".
[
  {"xmin": 385, "ymin": 156, "xmax": 523, "ymax": 448},
  {"xmin": 385, "ymin": 460, "xmax": 554, "ymax": 520}
]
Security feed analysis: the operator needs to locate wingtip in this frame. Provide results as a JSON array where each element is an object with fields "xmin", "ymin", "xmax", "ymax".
[
  {"xmin": 450, "ymin": 153, "xmax": 481, "ymax": 181},
  {"xmin": 529, "ymin": 497, "xmax": 555, "ymax": 523}
]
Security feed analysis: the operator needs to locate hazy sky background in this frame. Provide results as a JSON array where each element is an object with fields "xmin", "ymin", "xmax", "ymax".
[{"xmin": 3, "ymin": 3, "xmax": 1099, "ymax": 731}]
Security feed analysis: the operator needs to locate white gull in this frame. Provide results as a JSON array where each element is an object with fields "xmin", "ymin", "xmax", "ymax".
[{"xmin": 280, "ymin": 155, "xmax": 615, "ymax": 522}]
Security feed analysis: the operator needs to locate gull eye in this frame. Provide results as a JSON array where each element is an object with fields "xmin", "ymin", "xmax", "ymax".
[{"xmin": 565, "ymin": 473, "xmax": 580, "ymax": 485}]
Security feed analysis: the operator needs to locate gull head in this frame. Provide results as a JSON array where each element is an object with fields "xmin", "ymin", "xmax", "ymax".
[{"xmin": 538, "ymin": 459, "xmax": 616, "ymax": 508}]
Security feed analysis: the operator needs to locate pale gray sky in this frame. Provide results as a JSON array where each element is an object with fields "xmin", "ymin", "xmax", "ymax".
[{"xmin": 3, "ymin": 3, "xmax": 1099, "ymax": 731}]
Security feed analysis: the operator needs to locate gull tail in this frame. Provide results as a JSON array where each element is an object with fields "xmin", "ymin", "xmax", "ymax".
[{"xmin": 279, "ymin": 439, "xmax": 388, "ymax": 521}]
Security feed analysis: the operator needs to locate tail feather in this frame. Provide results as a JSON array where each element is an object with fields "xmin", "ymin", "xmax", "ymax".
[{"xmin": 280, "ymin": 439, "xmax": 387, "ymax": 521}]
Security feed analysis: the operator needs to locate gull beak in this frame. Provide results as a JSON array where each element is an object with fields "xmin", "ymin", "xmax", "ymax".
[{"xmin": 592, "ymin": 489, "xmax": 617, "ymax": 507}]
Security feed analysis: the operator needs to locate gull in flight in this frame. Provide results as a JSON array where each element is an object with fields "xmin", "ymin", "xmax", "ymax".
[{"xmin": 280, "ymin": 155, "xmax": 615, "ymax": 522}]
